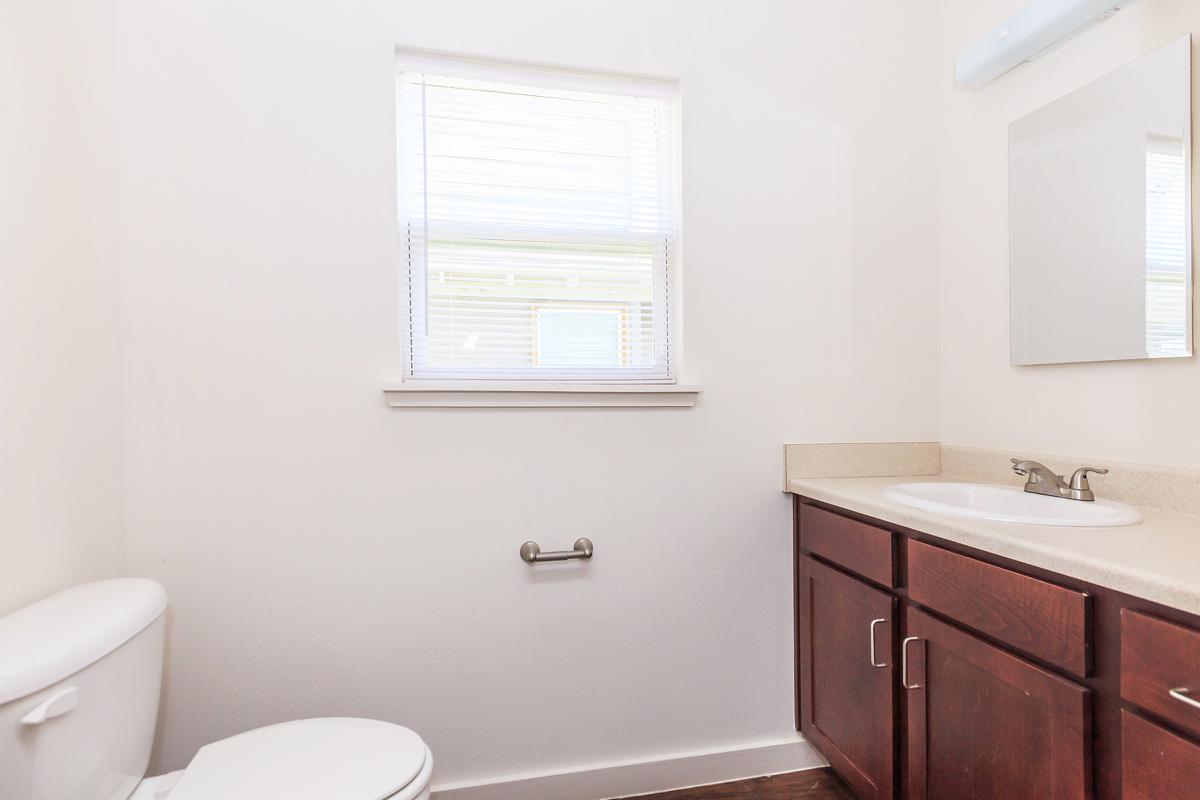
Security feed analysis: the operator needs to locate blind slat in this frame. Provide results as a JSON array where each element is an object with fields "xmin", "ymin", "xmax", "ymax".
[{"xmin": 1145, "ymin": 135, "xmax": 1189, "ymax": 358}]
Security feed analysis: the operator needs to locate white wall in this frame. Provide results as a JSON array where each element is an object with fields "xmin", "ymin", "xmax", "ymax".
[
  {"xmin": 114, "ymin": 0, "xmax": 940, "ymax": 784},
  {"xmin": 0, "ymin": 1, "xmax": 124, "ymax": 615},
  {"xmin": 938, "ymin": 0, "xmax": 1200, "ymax": 468}
]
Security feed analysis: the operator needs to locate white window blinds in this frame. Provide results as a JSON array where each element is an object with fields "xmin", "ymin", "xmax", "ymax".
[
  {"xmin": 396, "ymin": 57, "xmax": 679, "ymax": 383},
  {"xmin": 1145, "ymin": 135, "xmax": 1190, "ymax": 358}
]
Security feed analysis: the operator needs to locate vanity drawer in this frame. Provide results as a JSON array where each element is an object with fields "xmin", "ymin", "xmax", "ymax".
[
  {"xmin": 906, "ymin": 540, "xmax": 1090, "ymax": 677},
  {"xmin": 1122, "ymin": 609, "xmax": 1200, "ymax": 739},
  {"xmin": 1121, "ymin": 710, "xmax": 1200, "ymax": 800},
  {"xmin": 799, "ymin": 504, "xmax": 894, "ymax": 587}
]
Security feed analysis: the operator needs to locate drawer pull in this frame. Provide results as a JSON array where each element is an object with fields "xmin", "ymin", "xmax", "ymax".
[
  {"xmin": 902, "ymin": 636, "xmax": 921, "ymax": 690},
  {"xmin": 869, "ymin": 618, "xmax": 887, "ymax": 668},
  {"xmin": 1169, "ymin": 688, "xmax": 1200, "ymax": 712}
]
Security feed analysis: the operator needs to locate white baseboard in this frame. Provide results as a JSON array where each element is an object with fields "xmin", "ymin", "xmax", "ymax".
[{"xmin": 430, "ymin": 735, "xmax": 826, "ymax": 800}]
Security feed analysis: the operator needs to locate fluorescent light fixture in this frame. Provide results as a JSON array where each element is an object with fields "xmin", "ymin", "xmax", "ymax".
[{"xmin": 955, "ymin": 0, "xmax": 1137, "ymax": 89}]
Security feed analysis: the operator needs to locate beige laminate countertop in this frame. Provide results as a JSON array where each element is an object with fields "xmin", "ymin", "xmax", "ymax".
[{"xmin": 789, "ymin": 474, "xmax": 1200, "ymax": 616}]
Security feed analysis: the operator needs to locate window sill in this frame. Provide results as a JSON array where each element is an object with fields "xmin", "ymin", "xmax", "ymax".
[{"xmin": 382, "ymin": 382, "xmax": 702, "ymax": 408}]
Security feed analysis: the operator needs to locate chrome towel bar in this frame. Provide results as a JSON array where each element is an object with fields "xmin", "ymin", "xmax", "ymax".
[{"xmin": 520, "ymin": 538, "xmax": 593, "ymax": 564}]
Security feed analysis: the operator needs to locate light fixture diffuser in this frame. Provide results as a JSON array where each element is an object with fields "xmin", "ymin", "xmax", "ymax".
[{"xmin": 955, "ymin": 0, "xmax": 1137, "ymax": 89}]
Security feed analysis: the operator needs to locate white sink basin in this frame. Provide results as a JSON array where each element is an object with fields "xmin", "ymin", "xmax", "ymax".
[{"xmin": 883, "ymin": 482, "xmax": 1142, "ymax": 527}]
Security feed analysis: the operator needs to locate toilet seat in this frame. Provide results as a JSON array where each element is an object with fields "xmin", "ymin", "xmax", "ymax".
[{"xmin": 163, "ymin": 718, "xmax": 431, "ymax": 800}]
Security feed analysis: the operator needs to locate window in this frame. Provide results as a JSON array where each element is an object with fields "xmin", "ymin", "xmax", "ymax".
[
  {"xmin": 396, "ymin": 54, "xmax": 679, "ymax": 384},
  {"xmin": 1145, "ymin": 134, "xmax": 1190, "ymax": 358}
]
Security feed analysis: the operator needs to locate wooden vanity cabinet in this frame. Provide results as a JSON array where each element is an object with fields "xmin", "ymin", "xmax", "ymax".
[
  {"xmin": 905, "ymin": 607, "xmax": 1090, "ymax": 800},
  {"xmin": 793, "ymin": 495, "xmax": 1200, "ymax": 800},
  {"xmin": 797, "ymin": 555, "xmax": 896, "ymax": 800},
  {"xmin": 906, "ymin": 538, "xmax": 1090, "ymax": 677},
  {"xmin": 799, "ymin": 504, "xmax": 894, "ymax": 587},
  {"xmin": 1120, "ymin": 610, "xmax": 1200, "ymax": 740},
  {"xmin": 1120, "ymin": 710, "xmax": 1200, "ymax": 800}
]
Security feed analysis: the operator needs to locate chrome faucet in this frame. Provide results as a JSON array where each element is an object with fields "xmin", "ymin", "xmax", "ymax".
[{"xmin": 1011, "ymin": 459, "xmax": 1109, "ymax": 502}]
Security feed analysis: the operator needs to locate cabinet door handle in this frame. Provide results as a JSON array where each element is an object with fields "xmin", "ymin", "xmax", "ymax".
[
  {"xmin": 902, "ymin": 636, "xmax": 922, "ymax": 690},
  {"xmin": 869, "ymin": 618, "xmax": 887, "ymax": 668},
  {"xmin": 1170, "ymin": 687, "xmax": 1200, "ymax": 711}
]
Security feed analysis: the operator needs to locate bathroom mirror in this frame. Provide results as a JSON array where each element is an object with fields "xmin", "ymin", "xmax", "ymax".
[{"xmin": 1010, "ymin": 36, "xmax": 1194, "ymax": 365}]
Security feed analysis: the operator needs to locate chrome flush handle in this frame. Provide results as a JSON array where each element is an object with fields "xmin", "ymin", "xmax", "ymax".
[
  {"xmin": 901, "ymin": 636, "xmax": 922, "ymax": 690},
  {"xmin": 869, "ymin": 619, "xmax": 887, "ymax": 668}
]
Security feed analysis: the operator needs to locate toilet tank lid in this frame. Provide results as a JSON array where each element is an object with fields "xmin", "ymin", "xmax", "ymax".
[{"xmin": 0, "ymin": 578, "xmax": 167, "ymax": 705}]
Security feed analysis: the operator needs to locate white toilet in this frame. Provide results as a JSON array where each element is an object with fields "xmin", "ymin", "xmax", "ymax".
[{"xmin": 0, "ymin": 578, "xmax": 433, "ymax": 800}]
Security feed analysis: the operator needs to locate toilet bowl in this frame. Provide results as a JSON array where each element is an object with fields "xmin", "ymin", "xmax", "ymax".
[
  {"xmin": 0, "ymin": 579, "xmax": 433, "ymax": 800},
  {"xmin": 131, "ymin": 719, "xmax": 434, "ymax": 800}
]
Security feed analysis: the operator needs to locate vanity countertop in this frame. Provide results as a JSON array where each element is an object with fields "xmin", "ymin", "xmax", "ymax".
[{"xmin": 789, "ymin": 474, "xmax": 1200, "ymax": 616}]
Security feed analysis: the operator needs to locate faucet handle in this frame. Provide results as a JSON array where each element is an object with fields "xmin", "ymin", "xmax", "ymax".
[{"xmin": 1069, "ymin": 466, "xmax": 1109, "ymax": 491}]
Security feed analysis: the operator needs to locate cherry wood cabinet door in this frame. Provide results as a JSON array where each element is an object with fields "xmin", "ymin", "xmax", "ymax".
[
  {"xmin": 904, "ymin": 608, "xmax": 1091, "ymax": 800},
  {"xmin": 798, "ymin": 555, "xmax": 896, "ymax": 800},
  {"xmin": 1121, "ymin": 710, "xmax": 1200, "ymax": 800}
]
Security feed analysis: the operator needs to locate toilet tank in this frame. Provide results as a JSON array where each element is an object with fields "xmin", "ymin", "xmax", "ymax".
[{"xmin": 0, "ymin": 579, "xmax": 168, "ymax": 800}]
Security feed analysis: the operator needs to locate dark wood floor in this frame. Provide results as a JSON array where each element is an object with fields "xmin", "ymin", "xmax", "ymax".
[{"xmin": 614, "ymin": 769, "xmax": 855, "ymax": 800}]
